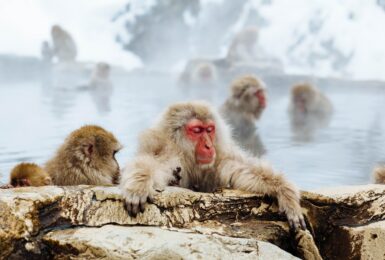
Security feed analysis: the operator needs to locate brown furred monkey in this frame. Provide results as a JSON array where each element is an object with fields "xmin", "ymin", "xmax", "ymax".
[
  {"xmin": 45, "ymin": 125, "xmax": 122, "ymax": 186},
  {"xmin": 51, "ymin": 25, "xmax": 77, "ymax": 63},
  {"xmin": 373, "ymin": 166, "xmax": 385, "ymax": 184},
  {"xmin": 220, "ymin": 75, "xmax": 267, "ymax": 157},
  {"xmin": 7, "ymin": 163, "xmax": 52, "ymax": 188},
  {"xmin": 288, "ymin": 83, "xmax": 333, "ymax": 142},
  {"xmin": 120, "ymin": 101, "xmax": 306, "ymax": 230}
]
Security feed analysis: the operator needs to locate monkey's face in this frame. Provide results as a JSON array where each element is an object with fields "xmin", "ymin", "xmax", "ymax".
[
  {"xmin": 185, "ymin": 119, "xmax": 216, "ymax": 167},
  {"xmin": 292, "ymin": 90, "xmax": 315, "ymax": 113},
  {"xmin": 240, "ymin": 86, "xmax": 267, "ymax": 113}
]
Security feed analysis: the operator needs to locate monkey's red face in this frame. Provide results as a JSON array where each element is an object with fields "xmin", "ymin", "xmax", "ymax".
[
  {"xmin": 255, "ymin": 89, "xmax": 266, "ymax": 108},
  {"xmin": 185, "ymin": 119, "xmax": 216, "ymax": 165}
]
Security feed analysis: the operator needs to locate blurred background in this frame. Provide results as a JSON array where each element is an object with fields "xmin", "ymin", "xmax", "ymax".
[{"xmin": 0, "ymin": 0, "xmax": 384, "ymax": 189}]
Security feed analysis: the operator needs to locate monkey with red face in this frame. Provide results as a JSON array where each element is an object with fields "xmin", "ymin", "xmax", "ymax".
[
  {"xmin": 120, "ymin": 101, "xmax": 306, "ymax": 230},
  {"xmin": 220, "ymin": 75, "xmax": 267, "ymax": 157}
]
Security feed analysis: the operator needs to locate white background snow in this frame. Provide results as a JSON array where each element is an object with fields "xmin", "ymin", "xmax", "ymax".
[{"xmin": 0, "ymin": 0, "xmax": 385, "ymax": 80}]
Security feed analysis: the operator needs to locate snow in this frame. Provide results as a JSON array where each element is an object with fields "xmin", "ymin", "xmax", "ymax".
[{"xmin": 1, "ymin": 0, "xmax": 385, "ymax": 80}]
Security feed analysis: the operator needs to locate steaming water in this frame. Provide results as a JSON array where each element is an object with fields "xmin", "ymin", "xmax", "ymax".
[{"xmin": 0, "ymin": 72, "xmax": 384, "ymax": 190}]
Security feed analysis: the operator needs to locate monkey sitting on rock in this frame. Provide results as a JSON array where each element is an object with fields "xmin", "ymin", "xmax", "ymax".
[{"xmin": 120, "ymin": 101, "xmax": 306, "ymax": 230}]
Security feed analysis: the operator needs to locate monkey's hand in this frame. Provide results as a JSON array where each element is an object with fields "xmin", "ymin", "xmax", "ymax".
[
  {"xmin": 277, "ymin": 183, "xmax": 306, "ymax": 231},
  {"xmin": 121, "ymin": 178, "xmax": 155, "ymax": 218}
]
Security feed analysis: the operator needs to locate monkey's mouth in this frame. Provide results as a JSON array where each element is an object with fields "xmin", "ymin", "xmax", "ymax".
[{"xmin": 197, "ymin": 156, "xmax": 215, "ymax": 164}]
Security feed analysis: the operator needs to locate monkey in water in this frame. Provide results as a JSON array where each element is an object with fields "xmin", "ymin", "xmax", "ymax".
[
  {"xmin": 179, "ymin": 59, "xmax": 218, "ymax": 86},
  {"xmin": 51, "ymin": 25, "xmax": 77, "ymax": 63},
  {"xmin": 120, "ymin": 101, "xmax": 306, "ymax": 230},
  {"xmin": 288, "ymin": 83, "xmax": 333, "ymax": 142},
  {"xmin": 373, "ymin": 165, "xmax": 385, "ymax": 184},
  {"xmin": 1, "ymin": 125, "xmax": 123, "ymax": 188},
  {"xmin": 88, "ymin": 62, "xmax": 113, "ymax": 114},
  {"xmin": 220, "ymin": 75, "xmax": 267, "ymax": 157}
]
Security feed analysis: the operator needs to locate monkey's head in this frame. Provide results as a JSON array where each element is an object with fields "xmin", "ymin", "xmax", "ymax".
[
  {"xmin": 193, "ymin": 62, "xmax": 216, "ymax": 82},
  {"xmin": 63, "ymin": 125, "xmax": 122, "ymax": 177},
  {"xmin": 95, "ymin": 62, "xmax": 110, "ymax": 79},
  {"xmin": 291, "ymin": 83, "xmax": 318, "ymax": 113},
  {"xmin": 161, "ymin": 101, "xmax": 229, "ymax": 170},
  {"xmin": 10, "ymin": 163, "xmax": 52, "ymax": 187},
  {"xmin": 51, "ymin": 25, "xmax": 64, "ymax": 38},
  {"xmin": 230, "ymin": 75, "xmax": 267, "ymax": 116}
]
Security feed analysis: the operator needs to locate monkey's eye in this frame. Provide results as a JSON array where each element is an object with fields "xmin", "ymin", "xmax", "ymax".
[
  {"xmin": 192, "ymin": 127, "xmax": 203, "ymax": 134},
  {"xmin": 206, "ymin": 126, "xmax": 214, "ymax": 133}
]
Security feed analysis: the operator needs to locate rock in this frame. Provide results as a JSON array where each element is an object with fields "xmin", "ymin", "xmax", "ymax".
[
  {"xmin": 0, "ymin": 185, "xmax": 384, "ymax": 259},
  {"xmin": 43, "ymin": 225, "xmax": 299, "ymax": 260}
]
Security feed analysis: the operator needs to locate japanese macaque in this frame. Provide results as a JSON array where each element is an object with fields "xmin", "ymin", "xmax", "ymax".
[
  {"xmin": 88, "ymin": 63, "xmax": 113, "ymax": 114},
  {"xmin": 179, "ymin": 59, "xmax": 218, "ymax": 86},
  {"xmin": 9, "ymin": 163, "xmax": 52, "ymax": 187},
  {"xmin": 51, "ymin": 25, "xmax": 77, "ymax": 63},
  {"xmin": 89, "ymin": 62, "xmax": 112, "ymax": 88},
  {"xmin": 373, "ymin": 166, "xmax": 385, "ymax": 184},
  {"xmin": 220, "ymin": 75, "xmax": 267, "ymax": 156},
  {"xmin": 45, "ymin": 125, "xmax": 121, "ymax": 185},
  {"xmin": 226, "ymin": 27, "xmax": 259, "ymax": 64},
  {"xmin": 288, "ymin": 83, "xmax": 333, "ymax": 142},
  {"xmin": 120, "ymin": 101, "xmax": 306, "ymax": 230}
]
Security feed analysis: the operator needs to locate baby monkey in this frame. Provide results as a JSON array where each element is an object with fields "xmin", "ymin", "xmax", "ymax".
[{"xmin": 1, "ymin": 163, "xmax": 52, "ymax": 188}]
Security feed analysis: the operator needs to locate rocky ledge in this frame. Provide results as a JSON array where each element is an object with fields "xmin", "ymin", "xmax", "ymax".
[{"xmin": 0, "ymin": 185, "xmax": 384, "ymax": 259}]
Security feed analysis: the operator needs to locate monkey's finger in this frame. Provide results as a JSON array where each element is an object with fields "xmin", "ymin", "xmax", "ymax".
[
  {"xmin": 131, "ymin": 196, "xmax": 140, "ymax": 217},
  {"xmin": 139, "ymin": 196, "xmax": 147, "ymax": 213},
  {"xmin": 288, "ymin": 219, "xmax": 295, "ymax": 230},
  {"xmin": 300, "ymin": 216, "xmax": 307, "ymax": 230},
  {"xmin": 147, "ymin": 193, "xmax": 154, "ymax": 203},
  {"xmin": 124, "ymin": 199, "xmax": 132, "ymax": 214}
]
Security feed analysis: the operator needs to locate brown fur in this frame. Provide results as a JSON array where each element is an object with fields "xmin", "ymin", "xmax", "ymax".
[
  {"xmin": 373, "ymin": 166, "xmax": 385, "ymax": 184},
  {"xmin": 120, "ymin": 101, "xmax": 305, "ymax": 230},
  {"xmin": 44, "ymin": 125, "xmax": 121, "ymax": 186},
  {"xmin": 221, "ymin": 75, "xmax": 267, "ymax": 123},
  {"xmin": 288, "ymin": 83, "xmax": 333, "ymax": 141},
  {"xmin": 51, "ymin": 25, "xmax": 77, "ymax": 62},
  {"xmin": 10, "ymin": 163, "xmax": 52, "ymax": 187}
]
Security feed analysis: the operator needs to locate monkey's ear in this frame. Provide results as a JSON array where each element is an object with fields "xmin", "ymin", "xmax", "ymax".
[{"xmin": 83, "ymin": 144, "xmax": 94, "ymax": 157}]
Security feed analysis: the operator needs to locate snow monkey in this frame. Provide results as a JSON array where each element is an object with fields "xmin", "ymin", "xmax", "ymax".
[
  {"xmin": 51, "ymin": 25, "xmax": 77, "ymax": 63},
  {"xmin": 120, "ymin": 101, "xmax": 306, "ymax": 230},
  {"xmin": 288, "ymin": 83, "xmax": 333, "ymax": 141},
  {"xmin": 179, "ymin": 59, "xmax": 218, "ymax": 86},
  {"xmin": 2, "ymin": 125, "xmax": 122, "ymax": 188},
  {"xmin": 5, "ymin": 163, "xmax": 52, "ymax": 188},
  {"xmin": 373, "ymin": 165, "xmax": 385, "ymax": 184},
  {"xmin": 45, "ymin": 125, "xmax": 121, "ymax": 185},
  {"xmin": 220, "ymin": 75, "xmax": 267, "ymax": 157}
]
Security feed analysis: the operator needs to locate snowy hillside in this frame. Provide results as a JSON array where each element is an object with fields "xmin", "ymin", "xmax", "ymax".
[{"xmin": 1, "ymin": 0, "xmax": 385, "ymax": 80}]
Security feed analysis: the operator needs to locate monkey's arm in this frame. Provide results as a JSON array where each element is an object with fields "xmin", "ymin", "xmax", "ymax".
[
  {"xmin": 120, "ymin": 154, "xmax": 182, "ymax": 217},
  {"xmin": 217, "ymin": 155, "xmax": 306, "ymax": 230}
]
